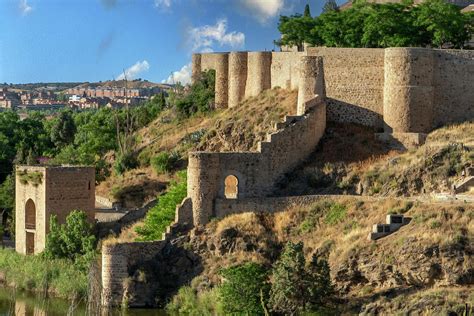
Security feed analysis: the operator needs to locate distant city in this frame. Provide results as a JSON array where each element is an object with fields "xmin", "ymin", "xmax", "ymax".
[{"xmin": 0, "ymin": 81, "xmax": 170, "ymax": 112}]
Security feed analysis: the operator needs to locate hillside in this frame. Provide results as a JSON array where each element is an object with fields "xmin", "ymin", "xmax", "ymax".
[
  {"xmin": 166, "ymin": 196, "xmax": 473, "ymax": 314},
  {"xmin": 96, "ymin": 88, "xmax": 297, "ymax": 208},
  {"xmin": 276, "ymin": 122, "xmax": 474, "ymax": 198},
  {"xmin": 73, "ymin": 79, "xmax": 170, "ymax": 90}
]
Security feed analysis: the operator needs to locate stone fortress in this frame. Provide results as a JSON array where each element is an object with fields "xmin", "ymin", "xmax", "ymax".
[
  {"xmin": 98, "ymin": 47, "xmax": 474, "ymax": 307},
  {"xmin": 15, "ymin": 165, "xmax": 95, "ymax": 255}
]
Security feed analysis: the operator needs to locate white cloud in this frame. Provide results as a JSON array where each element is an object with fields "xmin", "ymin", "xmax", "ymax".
[
  {"xmin": 154, "ymin": 0, "xmax": 172, "ymax": 9},
  {"xmin": 239, "ymin": 0, "xmax": 285, "ymax": 23},
  {"xmin": 19, "ymin": 0, "xmax": 32, "ymax": 16},
  {"xmin": 187, "ymin": 18, "xmax": 245, "ymax": 52},
  {"xmin": 162, "ymin": 63, "xmax": 192, "ymax": 85},
  {"xmin": 116, "ymin": 60, "xmax": 150, "ymax": 80}
]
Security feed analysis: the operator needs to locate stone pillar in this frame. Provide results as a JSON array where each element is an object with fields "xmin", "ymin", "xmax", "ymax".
[
  {"xmin": 214, "ymin": 53, "xmax": 229, "ymax": 109},
  {"xmin": 245, "ymin": 52, "xmax": 272, "ymax": 98},
  {"xmin": 188, "ymin": 152, "xmax": 220, "ymax": 226},
  {"xmin": 297, "ymin": 56, "xmax": 325, "ymax": 115},
  {"xmin": 228, "ymin": 52, "xmax": 248, "ymax": 108},
  {"xmin": 191, "ymin": 54, "xmax": 202, "ymax": 84},
  {"xmin": 101, "ymin": 244, "xmax": 129, "ymax": 307},
  {"xmin": 383, "ymin": 48, "xmax": 434, "ymax": 133}
]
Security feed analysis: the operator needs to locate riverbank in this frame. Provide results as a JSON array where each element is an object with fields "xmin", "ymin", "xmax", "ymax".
[{"xmin": 0, "ymin": 248, "xmax": 89, "ymax": 300}]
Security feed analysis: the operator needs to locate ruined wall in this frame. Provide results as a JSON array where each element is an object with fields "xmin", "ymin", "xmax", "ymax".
[
  {"xmin": 198, "ymin": 53, "xmax": 229, "ymax": 108},
  {"xmin": 306, "ymin": 47, "xmax": 386, "ymax": 128},
  {"xmin": 15, "ymin": 166, "xmax": 95, "ymax": 255},
  {"xmin": 188, "ymin": 56, "xmax": 326, "ymax": 226},
  {"xmin": 101, "ymin": 241, "xmax": 166, "ymax": 307}
]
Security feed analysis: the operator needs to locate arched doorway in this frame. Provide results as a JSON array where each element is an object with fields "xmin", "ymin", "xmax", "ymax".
[
  {"xmin": 25, "ymin": 199, "xmax": 36, "ymax": 255},
  {"xmin": 224, "ymin": 175, "xmax": 239, "ymax": 199}
]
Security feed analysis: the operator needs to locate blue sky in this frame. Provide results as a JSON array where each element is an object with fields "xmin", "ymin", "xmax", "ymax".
[{"xmin": 0, "ymin": 0, "xmax": 343, "ymax": 84}]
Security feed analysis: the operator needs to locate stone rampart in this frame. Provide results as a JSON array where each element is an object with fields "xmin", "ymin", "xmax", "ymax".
[
  {"xmin": 194, "ymin": 47, "xmax": 474, "ymax": 135},
  {"xmin": 188, "ymin": 56, "xmax": 326, "ymax": 226}
]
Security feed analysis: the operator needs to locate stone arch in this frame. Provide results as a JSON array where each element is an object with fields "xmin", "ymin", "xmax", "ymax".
[
  {"xmin": 25, "ymin": 199, "xmax": 36, "ymax": 230},
  {"xmin": 224, "ymin": 175, "xmax": 239, "ymax": 199}
]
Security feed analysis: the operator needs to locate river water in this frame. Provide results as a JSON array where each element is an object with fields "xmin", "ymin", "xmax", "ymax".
[{"xmin": 0, "ymin": 288, "xmax": 166, "ymax": 315}]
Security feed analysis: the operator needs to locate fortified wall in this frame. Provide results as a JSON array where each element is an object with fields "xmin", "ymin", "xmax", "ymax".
[
  {"xmin": 193, "ymin": 47, "xmax": 474, "ymax": 142},
  {"xmin": 101, "ymin": 55, "xmax": 327, "ymax": 307},
  {"xmin": 15, "ymin": 165, "xmax": 95, "ymax": 255}
]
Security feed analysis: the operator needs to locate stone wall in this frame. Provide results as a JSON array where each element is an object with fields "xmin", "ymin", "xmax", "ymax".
[
  {"xmin": 194, "ymin": 47, "xmax": 474, "ymax": 133},
  {"xmin": 188, "ymin": 56, "xmax": 326, "ymax": 226},
  {"xmin": 15, "ymin": 165, "xmax": 95, "ymax": 255}
]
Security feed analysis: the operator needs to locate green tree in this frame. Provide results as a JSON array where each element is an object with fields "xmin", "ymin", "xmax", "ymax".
[
  {"xmin": 415, "ymin": 0, "xmax": 471, "ymax": 48},
  {"xmin": 44, "ymin": 210, "xmax": 96, "ymax": 266},
  {"xmin": 269, "ymin": 241, "xmax": 333, "ymax": 314},
  {"xmin": 50, "ymin": 110, "xmax": 76, "ymax": 148},
  {"xmin": 276, "ymin": 14, "xmax": 318, "ymax": 51},
  {"xmin": 304, "ymin": 4, "xmax": 311, "ymax": 17},
  {"xmin": 0, "ymin": 175, "xmax": 14, "ymax": 234},
  {"xmin": 219, "ymin": 262, "xmax": 270, "ymax": 315},
  {"xmin": 173, "ymin": 70, "xmax": 215, "ymax": 118},
  {"xmin": 322, "ymin": 0, "xmax": 339, "ymax": 13}
]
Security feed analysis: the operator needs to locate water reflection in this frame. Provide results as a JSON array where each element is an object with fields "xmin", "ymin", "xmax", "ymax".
[{"xmin": 0, "ymin": 288, "xmax": 166, "ymax": 315}]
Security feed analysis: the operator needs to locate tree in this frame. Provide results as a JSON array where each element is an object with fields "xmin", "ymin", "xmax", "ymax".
[
  {"xmin": 44, "ymin": 210, "xmax": 96, "ymax": 265},
  {"xmin": 415, "ymin": 0, "xmax": 471, "ymax": 48},
  {"xmin": 323, "ymin": 0, "xmax": 339, "ymax": 13},
  {"xmin": 304, "ymin": 4, "xmax": 311, "ymax": 17},
  {"xmin": 50, "ymin": 110, "xmax": 76, "ymax": 148},
  {"xmin": 269, "ymin": 241, "xmax": 333, "ymax": 314},
  {"xmin": 219, "ymin": 262, "xmax": 270, "ymax": 315},
  {"xmin": 0, "ymin": 175, "xmax": 14, "ymax": 235},
  {"xmin": 276, "ymin": 14, "xmax": 318, "ymax": 51}
]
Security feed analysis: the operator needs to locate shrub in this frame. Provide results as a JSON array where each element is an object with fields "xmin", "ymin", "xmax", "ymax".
[
  {"xmin": 167, "ymin": 286, "xmax": 222, "ymax": 315},
  {"xmin": 114, "ymin": 152, "xmax": 138, "ymax": 175},
  {"xmin": 135, "ymin": 171, "xmax": 187, "ymax": 241},
  {"xmin": 269, "ymin": 241, "xmax": 333, "ymax": 314},
  {"xmin": 219, "ymin": 262, "xmax": 270, "ymax": 315},
  {"xmin": 324, "ymin": 203, "xmax": 347, "ymax": 225},
  {"xmin": 43, "ymin": 210, "xmax": 96, "ymax": 268},
  {"xmin": 173, "ymin": 70, "xmax": 215, "ymax": 118},
  {"xmin": 151, "ymin": 151, "xmax": 179, "ymax": 174}
]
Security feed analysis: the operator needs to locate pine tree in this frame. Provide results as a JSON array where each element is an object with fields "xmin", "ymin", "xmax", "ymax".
[{"xmin": 304, "ymin": 4, "xmax": 311, "ymax": 17}]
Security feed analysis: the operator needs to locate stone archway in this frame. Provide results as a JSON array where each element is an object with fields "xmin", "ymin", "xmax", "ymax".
[
  {"xmin": 224, "ymin": 175, "xmax": 239, "ymax": 199},
  {"xmin": 25, "ymin": 199, "xmax": 36, "ymax": 255}
]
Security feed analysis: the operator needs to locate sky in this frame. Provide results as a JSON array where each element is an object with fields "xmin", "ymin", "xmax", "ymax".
[{"xmin": 0, "ymin": 0, "xmax": 343, "ymax": 85}]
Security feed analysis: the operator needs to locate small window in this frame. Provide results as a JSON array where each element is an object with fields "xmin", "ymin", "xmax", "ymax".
[
  {"xmin": 224, "ymin": 175, "xmax": 239, "ymax": 199},
  {"xmin": 88, "ymin": 181, "xmax": 91, "ymax": 190}
]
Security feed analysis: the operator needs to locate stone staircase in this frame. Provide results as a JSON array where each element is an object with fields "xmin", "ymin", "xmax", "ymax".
[
  {"xmin": 368, "ymin": 214, "xmax": 410, "ymax": 240},
  {"xmin": 454, "ymin": 176, "xmax": 474, "ymax": 194}
]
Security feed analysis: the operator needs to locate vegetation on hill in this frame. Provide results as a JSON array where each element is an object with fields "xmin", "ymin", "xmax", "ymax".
[
  {"xmin": 277, "ymin": 0, "xmax": 474, "ymax": 49},
  {"xmin": 98, "ymin": 88, "xmax": 297, "ymax": 207},
  {"xmin": 277, "ymin": 122, "xmax": 473, "ymax": 197},
  {"xmin": 166, "ymin": 197, "xmax": 473, "ymax": 315}
]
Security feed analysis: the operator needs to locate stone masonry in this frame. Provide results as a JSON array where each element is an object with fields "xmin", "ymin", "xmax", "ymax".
[{"xmin": 15, "ymin": 165, "xmax": 95, "ymax": 255}]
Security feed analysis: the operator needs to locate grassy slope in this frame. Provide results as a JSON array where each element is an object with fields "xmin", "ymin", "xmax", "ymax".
[
  {"xmin": 277, "ymin": 121, "xmax": 474, "ymax": 197},
  {"xmin": 182, "ymin": 197, "xmax": 473, "ymax": 314},
  {"xmin": 97, "ymin": 88, "xmax": 297, "ymax": 208}
]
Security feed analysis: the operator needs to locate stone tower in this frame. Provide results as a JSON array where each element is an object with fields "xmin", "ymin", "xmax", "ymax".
[{"xmin": 15, "ymin": 165, "xmax": 95, "ymax": 255}]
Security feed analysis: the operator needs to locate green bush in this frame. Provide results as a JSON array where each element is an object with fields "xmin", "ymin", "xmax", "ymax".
[
  {"xmin": 324, "ymin": 203, "xmax": 347, "ymax": 225},
  {"xmin": 219, "ymin": 262, "xmax": 270, "ymax": 315},
  {"xmin": 167, "ymin": 286, "xmax": 222, "ymax": 316},
  {"xmin": 43, "ymin": 210, "xmax": 96, "ymax": 268},
  {"xmin": 269, "ymin": 241, "xmax": 333, "ymax": 314},
  {"xmin": 172, "ymin": 70, "xmax": 215, "ymax": 118},
  {"xmin": 151, "ymin": 151, "xmax": 179, "ymax": 174},
  {"xmin": 135, "ymin": 171, "xmax": 187, "ymax": 241}
]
